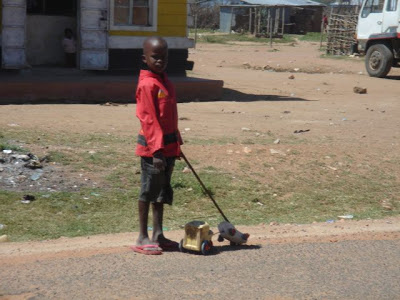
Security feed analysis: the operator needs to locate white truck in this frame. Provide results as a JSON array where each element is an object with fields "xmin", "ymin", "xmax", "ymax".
[{"xmin": 356, "ymin": 0, "xmax": 400, "ymax": 77}]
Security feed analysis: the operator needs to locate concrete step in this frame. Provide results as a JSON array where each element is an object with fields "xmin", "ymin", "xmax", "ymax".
[{"xmin": 0, "ymin": 69, "xmax": 223, "ymax": 104}]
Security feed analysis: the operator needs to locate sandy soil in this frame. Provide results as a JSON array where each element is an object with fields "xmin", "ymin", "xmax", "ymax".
[
  {"xmin": 1, "ymin": 217, "xmax": 399, "ymax": 264},
  {"xmin": 0, "ymin": 41, "xmax": 399, "ymax": 299}
]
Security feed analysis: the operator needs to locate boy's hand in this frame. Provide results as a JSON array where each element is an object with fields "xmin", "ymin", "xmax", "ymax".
[{"xmin": 153, "ymin": 151, "xmax": 166, "ymax": 171}]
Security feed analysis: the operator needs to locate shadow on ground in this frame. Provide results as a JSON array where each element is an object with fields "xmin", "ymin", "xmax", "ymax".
[
  {"xmin": 386, "ymin": 75, "xmax": 400, "ymax": 80},
  {"xmin": 215, "ymin": 244, "xmax": 262, "ymax": 253},
  {"xmin": 199, "ymin": 244, "xmax": 262, "ymax": 255},
  {"xmin": 221, "ymin": 88, "xmax": 312, "ymax": 102},
  {"xmin": 171, "ymin": 244, "xmax": 261, "ymax": 256}
]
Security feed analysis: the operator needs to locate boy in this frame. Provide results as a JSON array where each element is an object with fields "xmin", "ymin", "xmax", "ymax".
[{"xmin": 131, "ymin": 37, "xmax": 182, "ymax": 255}]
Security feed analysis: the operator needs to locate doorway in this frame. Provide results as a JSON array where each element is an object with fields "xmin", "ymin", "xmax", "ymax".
[{"xmin": 26, "ymin": 0, "xmax": 78, "ymax": 67}]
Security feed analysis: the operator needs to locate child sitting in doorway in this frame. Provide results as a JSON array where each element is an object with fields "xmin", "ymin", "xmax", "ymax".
[{"xmin": 62, "ymin": 28, "xmax": 76, "ymax": 68}]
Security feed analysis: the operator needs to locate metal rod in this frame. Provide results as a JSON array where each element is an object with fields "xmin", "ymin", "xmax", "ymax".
[{"xmin": 181, "ymin": 152, "xmax": 230, "ymax": 223}]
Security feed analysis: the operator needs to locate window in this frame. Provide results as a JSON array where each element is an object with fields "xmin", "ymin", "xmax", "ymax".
[
  {"xmin": 361, "ymin": 0, "xmax": 385, "ymax": 17},
  {"xmin": 386, "ymin": 0, "xmax": 397, "ymax": 11},
  {"xmin": 112, "ymin": 0, "xmax": 157, "ymax": 30}
]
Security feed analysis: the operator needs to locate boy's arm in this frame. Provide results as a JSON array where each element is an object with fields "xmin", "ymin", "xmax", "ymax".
[{"xmin": 136, "ymin": 84, "xmax": 164, "ymax": 154}]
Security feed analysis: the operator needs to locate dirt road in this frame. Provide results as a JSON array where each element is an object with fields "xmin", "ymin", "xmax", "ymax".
[
  {"xmin": 0, "ymin": 41, "xmax": 400, "ymax": 299},
  {"xmin": 1, "ymin": 218, "xmax": 400, "ymax": 299}
]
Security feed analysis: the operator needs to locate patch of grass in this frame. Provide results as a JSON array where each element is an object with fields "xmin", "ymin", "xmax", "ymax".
[
  {"xmin": 1, "ymin": 127, "xmax": 399, "ymax": 242},
  {"xmin": 47, "ymin": 150, "xmax": 74, "ymax": 165},
  {"xmin": 0, "ymin": 135, "xmax": 24, "ymax": 152},
  {"xmin": 200, "ymin": 35, "xmax": 228, "ymax": 44},
  {"xmin": 0, "ymin": 189, "xmax": 137, "ymax": 242},
  {"xmin": 189, "ymin": 28, "xmax": 217, "ymax": 34},
  {"xmin": 194, "ymin": 33, "xmax": 295, "ymax": 45},
  {"xmin": 320, "ymin": 54, "xmax": 351, "ymax": 60},
  {"xmin": 0, "ymin": 133, "xmax": 26, "ymax": 152},
  {"xmin": 0, "ymin": 142, "xmax": 23, "ymax": 152},
  {"xmin": 184, "ymin": 137, "xmax": 238, "ymax": 145},
  {"xmin": 105, "ymin": 164, "xmax": 141, "ymax": 189},
  {"xmin": 1, "ymin": 160, "xmax": 399, "ymax": 241},
  {"xmin": 185, "ymin": 134, "xmax": 279, "ymax": 146},
  {"xmin": 297, "ymin": 32, "xmax": 327, "ymax": 42}
]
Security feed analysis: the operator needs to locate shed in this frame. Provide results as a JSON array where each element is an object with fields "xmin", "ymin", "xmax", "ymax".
[
  {"xmin": 0, "ymin": 0, "xmax": 194, "ymax": 74},
  {"xmin": 220, "ymin": 0, "xmax": 325, "ymax": 35}
]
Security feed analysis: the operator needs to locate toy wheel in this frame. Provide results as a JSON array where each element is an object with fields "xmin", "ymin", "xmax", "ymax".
[
  {"xmin": 230, "ymin": 241, "xmax": 239, "ymax": 246},
  {"xmin": 201, "ymin": 240, "xmax": 212, "ymax": 255},
  {"xmin": 179, "ymin": 239, "xmax": 186, "ymax": 253}
]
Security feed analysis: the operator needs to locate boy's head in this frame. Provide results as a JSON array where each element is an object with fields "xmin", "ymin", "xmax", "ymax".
[{"xmin": 142, "ymin": 36, "xmax": 168, "ymax": 74}]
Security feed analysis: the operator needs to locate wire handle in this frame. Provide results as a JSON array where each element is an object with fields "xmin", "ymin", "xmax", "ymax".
[{"xmin": 181, "ymin": 152, "xmax": 230, "ymax": 223}]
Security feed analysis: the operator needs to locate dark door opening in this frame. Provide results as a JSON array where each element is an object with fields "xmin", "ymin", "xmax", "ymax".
[
  {"xmin": 26, "ymin": 0, "xmax": 78, "ymax": 68},
  {"xmin": 27, "ymin": 0, "xmax": 77, "ymax": 16}
]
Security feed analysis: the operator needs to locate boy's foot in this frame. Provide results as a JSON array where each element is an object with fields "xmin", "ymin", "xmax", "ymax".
[
  {"xmin": 132, "ymin": 237, "xmax": 162, "ymax": 255},
  {"xmin": 130, "ymin": 244, "xmax": 162, "ymax": 255},
  {"xmin": 136, "ymin": 237, "xmax": 157, "ymax": 247},
  {"xmin": 136, "ymin": 237, "xmax": 162, "ymax": 249}
]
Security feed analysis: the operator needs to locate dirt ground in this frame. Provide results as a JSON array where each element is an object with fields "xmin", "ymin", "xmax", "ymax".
[
  {"xmin": 0, "ymin": 41, "xmax": 399, "ymax": 299},
  {"xmin": 1, "ymin": 41, "xmax": 399, "ymax": 195}
]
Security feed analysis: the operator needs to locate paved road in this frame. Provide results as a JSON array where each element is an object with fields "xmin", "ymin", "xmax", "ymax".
[{"xmin": 1, "ymin": 238, "xmax": 399, "ymax": 300}]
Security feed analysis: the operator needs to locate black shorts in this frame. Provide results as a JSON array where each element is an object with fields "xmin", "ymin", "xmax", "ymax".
[{"xmin": 139, "ymin": 157, "xmax": 176, "ymax": 205}]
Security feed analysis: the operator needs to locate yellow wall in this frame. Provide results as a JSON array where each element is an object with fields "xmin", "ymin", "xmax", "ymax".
[{"xmin": 110, "ymin": 0, "xmax": 187, "ymax": 37}]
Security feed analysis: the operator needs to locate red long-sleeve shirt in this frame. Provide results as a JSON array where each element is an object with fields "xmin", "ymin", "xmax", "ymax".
[{"xmin": 135, "ymin": 70, "xmax": 182, "ymax": 157}]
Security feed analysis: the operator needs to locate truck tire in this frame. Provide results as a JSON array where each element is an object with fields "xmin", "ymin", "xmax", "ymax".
[{"xmin": 365, "ymin": 44, "xmax": 393, "ymax": 78}]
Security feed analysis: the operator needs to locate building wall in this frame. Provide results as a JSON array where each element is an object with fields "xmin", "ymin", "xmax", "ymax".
[
  {"xmin": 26, "ymin": 15, "xmax": 76, "ymax": 66},
  {"xmin": 108, "ymin": 0, "xmax": 192, "ymax": 72},
  {"xmin": 220, "ymin": 7, "xmax": 236, "ymax": 33},
  {"xmin": 109, "ymin": 0, "xmax": 188, "ymax": 44},
  {"xmin": 220, "ymin": 5, "xmax": 324, "ymax": 34}
]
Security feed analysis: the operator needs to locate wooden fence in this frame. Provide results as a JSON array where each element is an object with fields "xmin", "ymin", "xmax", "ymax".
[{"xmin": 326, "ymin": 8, "xmax": 359, "ymax": 55}]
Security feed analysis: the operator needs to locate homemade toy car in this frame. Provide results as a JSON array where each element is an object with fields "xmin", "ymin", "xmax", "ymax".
[{"xmin": 179, "ymin": 220, "xmax": 214, "ymax": 255}]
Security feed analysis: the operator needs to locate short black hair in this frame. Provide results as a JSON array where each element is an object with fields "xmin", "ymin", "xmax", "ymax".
[{"xmin": 64, "ymin": 28, "xmax": 73, "ymax": 35}]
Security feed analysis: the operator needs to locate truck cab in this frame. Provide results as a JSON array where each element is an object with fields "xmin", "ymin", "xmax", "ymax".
[{"xmin": 357, "ymin": 0, "xmax": 400, "ymax": 77}]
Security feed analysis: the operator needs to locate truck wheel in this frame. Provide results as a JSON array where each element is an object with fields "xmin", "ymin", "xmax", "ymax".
[{"xmin": 365, "ymin": 44, "xmax": 393, "ymax": 78}]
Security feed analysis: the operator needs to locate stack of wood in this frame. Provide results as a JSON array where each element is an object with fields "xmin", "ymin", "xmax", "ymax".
[{"xmin": 326, "ymin": 9, "xmax": 359, "ymax": 55}]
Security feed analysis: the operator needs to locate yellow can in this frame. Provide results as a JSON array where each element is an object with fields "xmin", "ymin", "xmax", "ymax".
[{"xmin": 179, "ymin": 220, "xmax": 214, "ymax": 255}]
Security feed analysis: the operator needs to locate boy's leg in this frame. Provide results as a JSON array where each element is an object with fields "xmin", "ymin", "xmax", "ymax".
[
  {"xmin": 151, "ymin": 202, "xmax": 164, "ymax": 243},
  {"xmin": 152, "ymin": 157, "xmax": 176, "ymax": 245},
  {"xmin": 151, "ymin": 203, "xmax": 178, "ymax": 250},
  {"xmin": 136, "ymin": 200, "xmax": 153, "ymax": 245}
]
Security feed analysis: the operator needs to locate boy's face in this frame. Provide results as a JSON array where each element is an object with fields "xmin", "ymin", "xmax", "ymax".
[{"xmin": 142, "ymin": 40, "xmax": 168, "ymax": 74}]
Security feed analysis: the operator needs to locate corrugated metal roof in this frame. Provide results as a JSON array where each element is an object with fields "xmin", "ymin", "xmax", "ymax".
[
  {"xmin": 329, "ymin": 0, "xmax": 362, "ymax": 6},
  {"xmin": 241, "ymin": 0, "xmax": 325, "ymax": 6}
]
